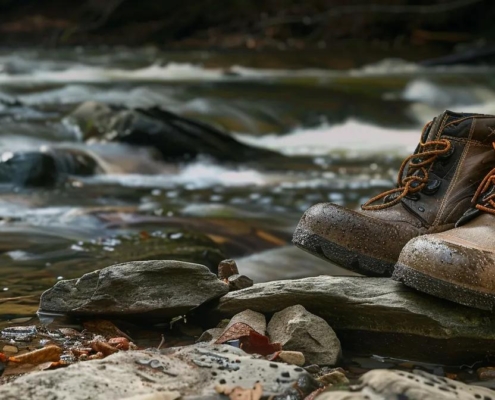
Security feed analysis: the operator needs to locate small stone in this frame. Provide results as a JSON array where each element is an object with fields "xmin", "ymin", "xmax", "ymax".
[
  {"xmin": 218, "ymin": 259, "xmax": 239, "ymax": 280},
  {"xmin": 2, "ymin": 345, "xmax": 18, "ymax": 354},
  {"xmin": 317, "ymin": 370, "xmax": 349, "ymax": 386},
  {"xmin": 267, "ymin": 305, "xmax": 341, "ymax": 366},
  {"xmin": 228, "ymin": 274, "xmax": 254, "ymax": 291},
  {"xmin": 304, "ymin": 364, "xmax": 320, "ymax": 374},
  {"xmin": 277, "ymin": 351, "xmax": 305, "ymax": 366},
  {"xmin": 477, "ymin": 366, "xmax": 495, "ymax": 381}
]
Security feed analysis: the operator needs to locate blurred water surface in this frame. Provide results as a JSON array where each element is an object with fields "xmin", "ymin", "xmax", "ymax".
[{"xmin": 1, "ymin": 48, "xmax": 495, "ymax": 320}]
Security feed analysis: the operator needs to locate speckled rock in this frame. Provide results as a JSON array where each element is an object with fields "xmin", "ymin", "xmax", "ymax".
[
  {"xmin": 214, "ymin": 276, "xmax": 495, "ymax": 363},
  {"xmin": 39, "ymin": 260, "xmax": 228, "ymax": 319},
  {"xmin": 267, "ymin": 305, "xmax": 340, "ymax": 365},
  {"xmin": 0, "ymin": 343, "xmax": 320, "ymax": 400},
  {"xmin": 317, "ymin": 369, "xmax": 495, "ymax": 400}
]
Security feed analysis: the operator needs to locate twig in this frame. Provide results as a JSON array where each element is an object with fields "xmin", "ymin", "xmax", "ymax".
[
  {"xmin": 157, "ymin": 334, "xmax": 165, "ymax": 350},
  {"xmin": 0, "ymin": 295, "xmax": 36, "ymax": 303}
]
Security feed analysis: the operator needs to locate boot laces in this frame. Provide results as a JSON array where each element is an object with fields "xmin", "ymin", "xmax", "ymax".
[
  {"xmin": 472, "ymin": 167, "xmax": 495, "ymax": 215},
  {"xmin": 361, "ymin": 122, "xmax": 452, "ymax": 211}
]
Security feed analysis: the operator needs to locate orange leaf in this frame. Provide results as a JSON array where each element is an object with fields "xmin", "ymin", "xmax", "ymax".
[
  {"xmin": 10, "ymin": 345, "xmax": 61, "ymax": 365},
  {"xmin": 108, "ymin": 337, "xmax": 130, "ymax": 350},
  {"xmin": 91, "ymin": 341, "xmax": 118, "ymax": 357}
]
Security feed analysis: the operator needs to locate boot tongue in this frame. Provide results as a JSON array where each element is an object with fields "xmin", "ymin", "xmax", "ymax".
[{"xmin": 423, "ymin": 110, "xmax": 463, "ymax": 142}]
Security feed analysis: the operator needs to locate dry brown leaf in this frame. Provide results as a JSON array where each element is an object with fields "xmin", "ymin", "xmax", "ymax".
[
  {"xmin": 83, "ymin": 320, "xmax": 132, "ymax": 340},
  {"xmin": 10, "ymin": 345, "xmax": 61, "ymax": 365},
  {"xmin": 215, "ymin": 322, "xmax": 254, "ymax": 344},
  {"xmin": 108, "ymin": 337, "xmax": 130, "ymax": 350},
  {"xmin": 91, "ymin": 341, "xmax": 119, "ymax": 356}
]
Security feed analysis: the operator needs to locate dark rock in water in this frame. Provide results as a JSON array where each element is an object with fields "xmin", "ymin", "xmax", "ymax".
[
  {"xmin": 39, "ymin": 260, "xmax": 229, "ymax": 319},
  {"xmin": 0, "ymin": 343, "xmax": 320, "ymax": 400},
  {"xmin": 0, "ymin": 148, "xmax": 98, "ymax": 187},
  {"xmin": 68, "ymin": 101, "xmax": 283, "ymax": 162},
  {"xmin": 213, "ymin": 277, "xmax": 495, "ymax": 364},
  {"xmin": 267, "ymin": 305, "xmax": 341, "ymax": 366}
]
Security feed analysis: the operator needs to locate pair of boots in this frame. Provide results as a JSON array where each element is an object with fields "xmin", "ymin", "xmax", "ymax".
[{"xmin": 293, "ymin": 110, "xmax": 495, "ymax": 310}]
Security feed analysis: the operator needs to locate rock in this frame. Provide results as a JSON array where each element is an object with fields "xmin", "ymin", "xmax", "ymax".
[
  {"xmin": 267, "ymin": 305, "xmax": 340, "ymax": 366},
  {"xmin": 477, "ymin": 367, "xmax": 495, "ymax": 381},
  {"xmin": 276, "ymin": 351, "xmax": 305, "ymax": 366},
  {"xmin": 317, "ymin": 369, "xmax": 495, "ymax": 400},
  {"xmin": 228, "ymin": 274, "xmax": 253, "ymax": 291},
  {"xmin": 218, "ymin": 259, "xmax": 239, "ymax": 280},
  {"xmin": 69, "ymin": 102, "xmax": 282, "ymax": 162},
  {"xmin": 214, "ymin": 276, "xmax": 495, "ymax": 363},
  {"xmin": 317, "ymin": 370, "xmax": 349, "ymax": 386},
  {"xmin": 0, "ymin": 343, "xmax": 320, "ymax": 400},
  {"xmin": 223, "ymin": 309, "xmax": 266, "ymax": 336},
  {"xmin": 39, "ymin": 260, "xmax": 229, "ymax": 320},
  {"xmin": 196, "ymin": 328, "xmax": 224, "ymax": 343}
]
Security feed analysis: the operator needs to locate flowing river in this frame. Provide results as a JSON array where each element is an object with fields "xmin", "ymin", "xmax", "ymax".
[{"xmin": 1, "ymin": 48, "xmax": 495, "ymax": 323}]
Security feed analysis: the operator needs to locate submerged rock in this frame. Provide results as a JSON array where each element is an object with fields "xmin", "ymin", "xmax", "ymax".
[
  {"xmin": 0, "ymin": 343, "xmax": 320, "ymax": 400},
  {"xmin": 39, "ymin": 260, "xmax": 229, "ymax": 320},
  {"xmin": 267, "ymin": 305, "xmax": 341, "ymax": 366},
  {"xmin": 318, "ymin": 369, "xmax": 495, "ymax": 400},
  {"xmin": 69, "ymin": 101, "xmax": 283, "ymax": 162},
  {"xmin": 214, "ymin": 277, "xmax": 495, "ymax": 363}
]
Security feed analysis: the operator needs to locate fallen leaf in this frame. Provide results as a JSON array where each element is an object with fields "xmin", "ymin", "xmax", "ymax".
[
  {"xmin": 240, "ymin": 331, "xmax": 281, "ymax": 356},
  {"xmin": 10, "ymin": 345, "xmax": 61, "ymax": 365},
  {"xmin": 0, "ymin": 352, "xmax": 7, "ymax": 362},
  {"xmin": 83, "ymin": 320, "xmax": 132, "ymax": 340},
  {"xmin": 91, "ymin": 341, "xmax": 119, "ymax": 357},
  {"xmin": 108, "ymin": 337, "xmax": 130, "ymax": 350},
  {"xmin": 215, "ymin": 322, "xmax": 254, "ymax": 344}
]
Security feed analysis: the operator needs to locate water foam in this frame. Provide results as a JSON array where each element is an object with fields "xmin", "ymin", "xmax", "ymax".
[{"xmin": 235, "ymin": 120, "xmax": 419, "ymax": 156}]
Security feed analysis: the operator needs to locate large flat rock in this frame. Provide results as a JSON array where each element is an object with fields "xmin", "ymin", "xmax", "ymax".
[
  {"xmin": 39, "ymin": 260, "xmax": 229, "ymax": 319},
  {"xmin": 214, "ymin": 276, "xmax": 495, "ymax": 363},
  {"xmin": 0, "ymin": 344, "xmax": 319, "ymax": 400}
]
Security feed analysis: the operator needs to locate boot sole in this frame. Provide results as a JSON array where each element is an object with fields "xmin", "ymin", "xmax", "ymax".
[
  {"xmin": 292, "ymin": 226, "xmax": 394, "ymax": 277},
  {"xmin": 393, "ymin": 263, "xmax": 495, "ymax": 311}
]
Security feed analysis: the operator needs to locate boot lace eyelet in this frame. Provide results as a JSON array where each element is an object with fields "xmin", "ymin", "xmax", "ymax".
[{"xmin": 361, "ymin": 122, "xmax": 452, "ymax": 211}]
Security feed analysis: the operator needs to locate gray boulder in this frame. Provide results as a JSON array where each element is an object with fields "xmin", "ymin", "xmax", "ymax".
[
  {"xmin": 0, "ymin": 343, "xmax": 320, "ymax": 400},
  {"xmin": 214, "ymin": 276, "xmax": 495, "ymax": 363},
  {"xmin": 317, "ymin": 369, "xmax": 495, "ymax": 400},
  {"xmin": 39, "ymin": 260, "xmax": 228, "ymax": 319},
  {"xmin": 267, "ymin": 305, "xmax": 340, "ymax": 365}
]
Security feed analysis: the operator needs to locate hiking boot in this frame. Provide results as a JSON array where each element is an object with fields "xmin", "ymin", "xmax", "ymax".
[
  {"xmin": 393, "ymin": 164, "xmax": 495, "ymax": 310},
  {"xmin": 293, "ymin": 111, "xmax": 495, "ymax": 276}
]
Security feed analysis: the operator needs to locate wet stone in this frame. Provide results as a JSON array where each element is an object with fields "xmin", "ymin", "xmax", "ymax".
[
  {"xmin": 39, "ymin": 260, "xmax": 229, "ymax": 320},
  {"xmin": 227, "ymin": 274, "xmax": 254, "ymax": 291},
  {"xmin": 214, "ymin": 276, "xmax": 495, "ymax": 363}
]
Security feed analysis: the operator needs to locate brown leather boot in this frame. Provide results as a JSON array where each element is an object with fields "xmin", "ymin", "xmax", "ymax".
[
  {"xmin": 393, "ymin": 164, "xmax": 495, "ymax": 310},
  {"xmin": 293, "ymin": 111, "xmax": 495, "ymax": 276}
]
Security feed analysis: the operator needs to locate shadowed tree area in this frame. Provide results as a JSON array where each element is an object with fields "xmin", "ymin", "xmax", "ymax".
[{"xmin": 0, "ymin": 0, "xmax": 493, "ymax": 55}]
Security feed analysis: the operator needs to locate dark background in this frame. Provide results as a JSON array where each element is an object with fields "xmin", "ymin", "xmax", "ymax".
[{"xmin": 0, "ymin": 0, "xmax": 493, "ymax": 55}]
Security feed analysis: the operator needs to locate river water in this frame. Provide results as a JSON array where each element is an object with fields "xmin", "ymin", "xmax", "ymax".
[{"xmin": 1, "ymin": 48, "xmax": 495, "ymax": 322}]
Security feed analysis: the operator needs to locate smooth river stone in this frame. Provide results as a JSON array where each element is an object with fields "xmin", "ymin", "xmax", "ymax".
[{"xmin": 39, "ymin": 260, "xmax": 228, "ymax": 319}]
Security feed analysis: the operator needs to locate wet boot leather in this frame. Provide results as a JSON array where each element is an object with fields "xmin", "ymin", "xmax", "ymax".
[
  {"xmin": 393, "ymin": 164, "xmax": 495, "ymax": 310},
  {"xmin": 293, "ymin": 111, "xmax": 495, "ymax": 276}
]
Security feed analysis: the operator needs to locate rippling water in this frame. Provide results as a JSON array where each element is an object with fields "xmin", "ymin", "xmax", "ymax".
[{"xmin": 1, "ymin": 48, "xmax": 495, "ymax": 321}]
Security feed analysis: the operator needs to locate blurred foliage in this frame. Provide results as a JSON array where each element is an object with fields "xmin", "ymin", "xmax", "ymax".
[{"xmin": 0, "ymin": 0, "xmax": 493, "ymax": 50}]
